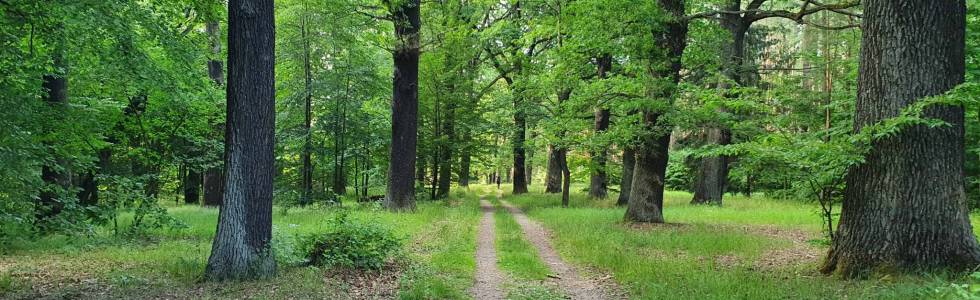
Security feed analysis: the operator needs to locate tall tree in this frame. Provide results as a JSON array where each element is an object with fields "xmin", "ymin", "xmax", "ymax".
[
  {"xmin": 203, "ymin": 19, "xmax": 225, "ymax": 207},
  {"xmin": 205, "ymin": 0, "xmax": 277, "ymax": 281},
  {"xmin": 624, "ymin": 0, "xmax": 687, "ymax": 223},
  {"xmin": 687, "ymin": 0, "xmax": 860, "ymax": 206},
  {"xmin": 37, "ymin": 31, "xmax": 70, "ymax": 226},
  {"xmin": 821, "ymin": 0, "xmax": 980, "ymax": 278},
  {"xmin": 588, "ymin": 54, "xmax": 612, "ymax": 199},
  {"xmin": 384, "ymin": 0, "xmax": 421, "ymax": 211}
]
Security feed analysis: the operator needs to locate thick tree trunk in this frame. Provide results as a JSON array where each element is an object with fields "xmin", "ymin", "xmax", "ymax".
[
  {"xmin": 821, "ymin": 0, "xmax": 980, "ymax": 278},
  {"xmin": 589, "ymin": 55, "xmax": 612, "ymax": 199},
  {"xmin": 690, "ymin": 2, "xmax": 746, "ymax": 206},
  {"xmin": 204, "ymin": 0, "xmax": 277, "ymax": 281},
  {"xmin": 545, "ymin": 145, "xmax": 563, "ymax": 193},
  {"xmin": 624, "ymin": 0, "xmax": 686, "ymax": 223},
  {"xmin": 184, "ymin": 170, "xmax": 202, "ymax": 205},
  {"xmin": 616, "ymin": 147, "xmax": 635, "ymax": 206},
  {"xmin": 691, "ymin": 128, "xmax": 730, "ymax": 205},
  {"xmin": 203, "ymin": 21, "xmax": 225, "ymax": 207},
  {"xmin": 512, "ymin": 96, "xmax": 529, "ymax": 194},
  {"xmin": 384, "ymin": 0, "xmax": 421, "ymax": 211}
]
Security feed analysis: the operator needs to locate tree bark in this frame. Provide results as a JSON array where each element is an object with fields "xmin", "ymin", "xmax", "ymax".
[
  {"xmin": 512, "ymin": 94, "xmax": 529, "ymax": 194},
  {"xmin": 691, "ymin": 127, "xmax": 731, "ymax": 205},
  {"xmin": 560, "ymin": 148, "xmax": 571, "ymax": 207},
  {"xmin": 545, "ymin": 145, "xmax": 563, "ymax": 193},
  {"xmin": 203, "ymin": 21, "xmax": 225, "ymax": 207},
  {"xmin": 184, "ymin": 170, "xmax": 202, "ymax": 205},
  {"xmin": 204, "ymin": 0, "xmax": 277, "ymax": 281},
  {"xmin": 384, "ymin": 0, "xmax": 420, "ymax": 211},
  {"xmin": 589, "ymin": 54, "xmax": 613, "ymax": 199},
  {"xmin": 624, "ymin": 0, "xmax": 686, "ymax": 223},
  {"xmin": 616, "ymin": 147, "xmax": 635, "ymax": 206},
  {"xmin": 436, "ymin": 100, "xmax": 454, "ymax": 199},
  {"xmin": 821, "ymin": 0, "xmax": 980, "ymax": 278},
  {"xmin": 691, "ymin": 2, "xmax": 746, "ymax": 206}
]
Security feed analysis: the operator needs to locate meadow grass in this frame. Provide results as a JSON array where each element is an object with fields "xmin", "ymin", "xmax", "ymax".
[
  {"xmin": 500, "ymin": 183, "xmax": 974, "ymax": 299},
  {"xmin": 0, "ymin": 188, "xmax": 482, "ymax": 299}
]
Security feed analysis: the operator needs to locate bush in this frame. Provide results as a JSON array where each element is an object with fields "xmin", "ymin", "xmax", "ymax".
[{"xmin": 303, "ymin": 211, "xmax": 402, "ymax": 270}]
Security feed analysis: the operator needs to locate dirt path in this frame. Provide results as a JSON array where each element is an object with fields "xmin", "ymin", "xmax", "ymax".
[
  {"xmin": 472, "ymin": 196, "xmax": 505, "ymax": 300},
  {"xmin": 498, "ymin": 198, "xmax": 622, "ymax": 300}
]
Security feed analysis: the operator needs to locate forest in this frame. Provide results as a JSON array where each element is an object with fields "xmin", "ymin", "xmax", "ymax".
[{"xmin": 1, "ymin": 0, "xmax": 980, "ymax": 299}]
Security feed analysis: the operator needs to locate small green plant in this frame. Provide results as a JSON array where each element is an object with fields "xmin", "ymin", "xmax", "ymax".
[{"xmin": 303, "ymin": 211, "xmax": 402, "ymax": 270}]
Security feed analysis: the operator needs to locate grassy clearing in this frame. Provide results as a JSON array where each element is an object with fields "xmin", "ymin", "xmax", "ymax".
[
  {"xmin": 501, "ymin": 184, "xmax": 974, "ymax": 299},
  {"xmin": 0, "ymin": 188, "xmax": 482, "ymax": 299}
]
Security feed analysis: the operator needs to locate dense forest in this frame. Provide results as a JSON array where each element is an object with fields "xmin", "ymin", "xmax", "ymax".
[{"xmin": 2, "ymin": 0, "xmax": 980, "ymax": 298}]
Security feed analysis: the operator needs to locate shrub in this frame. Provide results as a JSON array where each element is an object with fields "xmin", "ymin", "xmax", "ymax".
[{"xmin": 303, "ymin": 211, "xmax": 402, "ymax": 270}]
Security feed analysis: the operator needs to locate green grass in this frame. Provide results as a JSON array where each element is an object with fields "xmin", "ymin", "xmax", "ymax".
[
  {"xmin": 501, "ymin": 183, "xmax": 974, "ymax": 299},
  {"xmin": 0, "ymin": 188, "xmax": 482, "ymax": 299},
  {"xmin": 491, "ymin": 197, "xmax": 551, "ymax": 281}
]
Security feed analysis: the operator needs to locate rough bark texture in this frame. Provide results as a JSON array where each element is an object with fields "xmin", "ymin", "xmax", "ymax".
[
  {"xmin": 624, "ymin": 0, "xmax": 686, "ymax": 223},
  {"xmin": 384, "ymin": 0, "xmax": 420, "ymax": 211},
  {"xmin": 203, "ymin": 21, "xmax": 225, "ymax": 207},
  {"xmin": 691, "ymin": 127, "xmax": 731, "ymax": 205},
  {"xmin": 821, "ymin": 0, "xmax": 980, "ymax": 278},
  {"xmin": 545, "ymin": 145, "xmax": 563, "ymax": 193},
  {"xmin": 589, "ymin": 55, "xmax": 612, "ymax": 199},
  {"xmin": 204, "ymin": 0, "xmax": 277, "ymax": 281},
  {"xmin": 616, "ymin": 147, "xmax": 635, "ymax": 206}
]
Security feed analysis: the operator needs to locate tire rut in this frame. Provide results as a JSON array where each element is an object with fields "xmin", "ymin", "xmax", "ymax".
[{"xmin": 472, "ymin": 196, "xmax": 505, "ymax": 300}]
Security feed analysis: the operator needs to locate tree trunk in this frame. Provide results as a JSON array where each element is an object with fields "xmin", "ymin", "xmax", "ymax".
[
  {"xmin": 821, "ymin": 0, "xmax": 980, "ymax": 278},
  {"xmin": 691, "ymin": 127, "xmax": 730, "ymax": 205},
  {"xmin": 589, "ymin": 54, "xmax": 612, "ymax": 199},
  {"xmin": 436, "ymin": 101, "xmax": 454, "ymax": 199},
  {"xmin": 545, "ymin": 145, "xmax": 563, "ymax": 193},
  {"xmin": 458, "ymin": 130, "xmax": 471, "ymax": 187},
  {"xmin": 37, "ymin": 42, "xmax": 69, "ymax": 224},
  {"xmin": 204, "ymin": 0, "xmax": 277, "ymax": 281},
  {"xmin": 300, "ymin": 21, "xmax": 314, "ymax": 205},
  {"xmin": 203, "ymin": 21, "xmax": 225, "ymax": 207},
  {"xmin": 690, "ymin": 2, "xmax": 746, "ymax": 206},
  {"xmin": 184, "ymin": 170, "xmax": 202, "ymax": 205},
  {"xmin": 384, "ymin": 0, "xmax": 420, "ymax": 211},
  {"xmin": 624, "ymin": 0, "xmax": 686, "ymax": 223},
  {"xmin": 512, "ymin": 95, "xmax": 529, "ymax": 194},
  {"xmin": 616, "ymin": 147, "xmax": 635, "ymax": 206},
  {"xmin": 560, "ymin": 148, "xmax": 571, "ymax": 207}
]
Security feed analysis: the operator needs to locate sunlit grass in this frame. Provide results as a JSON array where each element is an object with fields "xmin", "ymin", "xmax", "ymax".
[
  {"xmin": 0, "ymin": 188, "xmax": 482, "ymax": 299},
  {"xmin": 498, "ymin": 183, "xmax": 965, "ymax": 299}
]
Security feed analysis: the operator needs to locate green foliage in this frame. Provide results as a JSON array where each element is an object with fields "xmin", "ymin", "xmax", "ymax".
[{"xmin": 303, "ymin": 210, "xmax": 403, "ymax": 270}]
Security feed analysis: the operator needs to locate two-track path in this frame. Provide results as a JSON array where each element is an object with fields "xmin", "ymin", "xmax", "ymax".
[{"xmin": 471, "ymin": 190, "xmax": 621, "ymax": 300}]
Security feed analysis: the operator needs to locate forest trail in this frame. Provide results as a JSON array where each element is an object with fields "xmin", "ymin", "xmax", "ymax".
[
  {"xmin": 472, "ymin": 196, "xmax": 505, "ymax": 300},
  {"xmin": 497, "ymin": 194, "xmax": 623, "ymax": 300}
]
